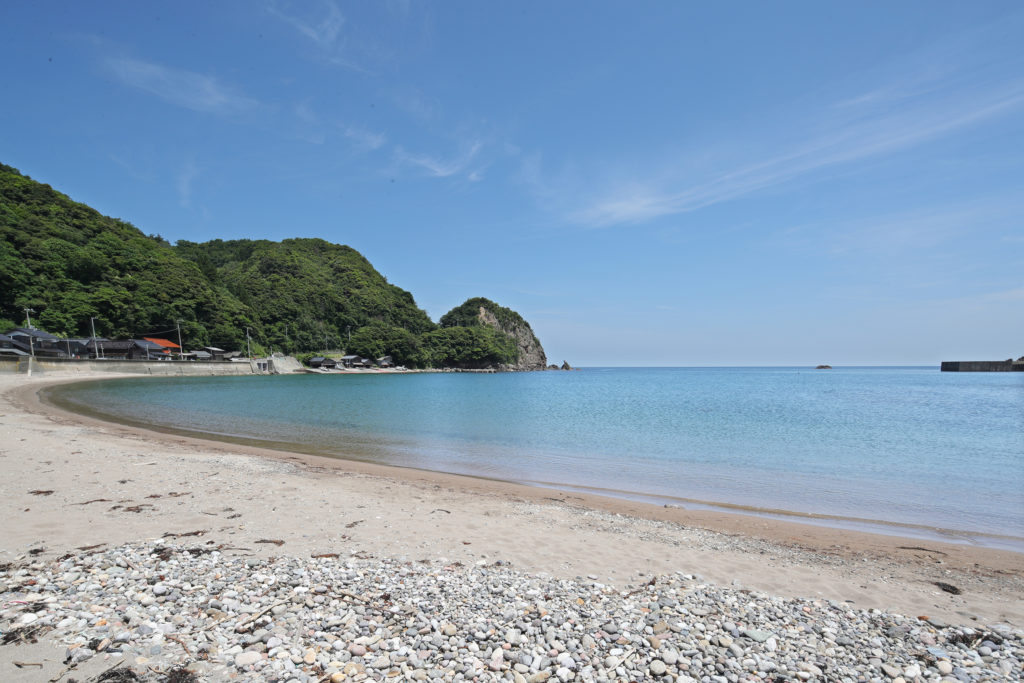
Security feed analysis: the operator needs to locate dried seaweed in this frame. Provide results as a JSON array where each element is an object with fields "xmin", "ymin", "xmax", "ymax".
[{"xmin": 1, "ymin": 624, "xmax": 51, "ymax": 645}]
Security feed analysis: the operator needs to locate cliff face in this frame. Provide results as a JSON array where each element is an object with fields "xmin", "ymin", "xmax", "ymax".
[
  {"xmin": 439, "ymin": 297, "xmax": 548, "ymax": 371},
  {"xmin": 476, "ymin": 305, "xmax": 548, "ymax": 371}
]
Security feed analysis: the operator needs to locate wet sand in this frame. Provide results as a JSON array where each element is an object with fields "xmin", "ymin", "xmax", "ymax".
[{"xmin": 1, "ymin": 372, "xmax": 1021, "ymax": 631}]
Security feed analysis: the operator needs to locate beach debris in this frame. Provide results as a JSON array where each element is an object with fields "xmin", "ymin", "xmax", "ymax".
[
  {"xmin": 27, "ymin": 548, "xmax": 45, "ymax": 556},
  {"xmin": 93, "ymin": 663, "xmax": 141, "ymax": 681},
  {"xmin": 429, "ymin": 508, "xmax": 451, "ymax": 514},
  {"xmin": 109, "ymin": 504, "xmax": 153, "ymax": 513},
  {"xmin": 1, "ymin": 624, "xmax": 50, "ymax": 645},
  {"xmin": 162, "ymin": 530, "xmax": 207, "ymax": 538},
  {"xmin": 899, "ymin": 545, "xmax": 948, "ymax": 555},
  {"xmin": 12, "ymin": 660, "xmax": 44, "ymax": 668},
  {"xmin": 935, "ymin": 581, "xmax": 963, "ymax": 595},
  {"xmin": 344, "ymin": 519, "xmax": 364, "ymax": 528},
  {"xmin": 74, "ymin": 498, "xmax": 112, "ymax": 505},
  {"xmin": 254, "ymin": 538, "xmax": 284, "ymax": 546},
  {"xmin": 162, "ymin": 667, "xmax": 199, "ymax": 683},
  {"xmin": 28, "ymin": 490, "xmax": 54, "ymax": 496}
]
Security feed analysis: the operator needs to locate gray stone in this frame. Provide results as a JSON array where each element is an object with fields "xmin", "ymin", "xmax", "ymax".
[{"xmin": 235, "ymin": 651, "xmax": 262, "ymax": 667}]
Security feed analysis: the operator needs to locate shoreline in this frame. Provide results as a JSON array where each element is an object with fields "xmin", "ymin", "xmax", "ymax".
[
  {"xmin": 39, "ymin": 372, "xmax": 1024, "ymax": 554},
  {"xmin": 1, "ymin": 373, "xmax": 1020, "ymax": 613},
  {"xmin": 2, "ymin": 371, "xmax": 1022, "ymax": 680}
]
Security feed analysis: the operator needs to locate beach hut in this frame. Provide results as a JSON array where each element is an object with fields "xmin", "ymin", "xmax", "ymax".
[{"xmin": 377, "ymin": 355, "xmax": 393, "ymax": 367}]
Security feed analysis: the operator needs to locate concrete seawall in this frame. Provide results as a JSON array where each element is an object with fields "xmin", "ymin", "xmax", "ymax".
[
  {"xmin": 940, "ymin": 360, "xmax": 1024, "ymax": 372},
  {"xmin": 0, "ymin": 356, "xmax": 302, "ymax": 376}
]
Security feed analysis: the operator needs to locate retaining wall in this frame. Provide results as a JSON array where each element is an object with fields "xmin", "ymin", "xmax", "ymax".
[{"xmin": 0, "ymin": 357, "xmax": 302, "ymax": 376}]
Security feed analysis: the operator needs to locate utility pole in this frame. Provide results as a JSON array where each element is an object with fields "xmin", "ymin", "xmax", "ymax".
[
  {"xmin": 90, "ymin": 316, "xmax": 104, "ymax": 359},
  {"xmin": 176, "ymin": 320, "xmax": 184, "ymax": 359},
  {"xmin": 24, "ymin": 308, "xmax": 36, "ymax": 357},
  {"xmin": 245, "ymin": 326, "xmax": 252, "ymax": 358}
]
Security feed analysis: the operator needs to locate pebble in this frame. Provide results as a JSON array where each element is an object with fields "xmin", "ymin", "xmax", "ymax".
[
  {"xmin": 235, "ymin": 651, "xmax": 261, "ymax": 668},
  {"xmin": 0, "ymin": 540, "xmax": 1020, "ymax": 682}
]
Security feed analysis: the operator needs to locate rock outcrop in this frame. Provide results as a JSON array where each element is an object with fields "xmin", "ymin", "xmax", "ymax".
[
  {"xmin": 475, "ymin": 305, "xmax": 548, "ymax": 371},
  {"xmin": 439, "ymin": 297, "xmax": 548, "ymax": 371}
]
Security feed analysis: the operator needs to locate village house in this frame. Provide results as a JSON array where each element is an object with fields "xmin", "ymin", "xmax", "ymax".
[
  {"xmin": 143, "ymin": 337, "xmax": 182, "ymax": 358},
  {"xmin": 0, "ymin": 333, "xmax": 28, "ymax": 357},
  {"xmin": 4, "ymin": 327, "xmax": 68, "ymax": 357},
  {"xmin": 86, "ymin": 339, "xmax": 166, "ymax": 360}
]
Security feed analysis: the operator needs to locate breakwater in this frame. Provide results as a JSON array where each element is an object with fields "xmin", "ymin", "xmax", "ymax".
[{"xmin": 941, "ymin": 360, "xmax": 1024, "ymax": 372}]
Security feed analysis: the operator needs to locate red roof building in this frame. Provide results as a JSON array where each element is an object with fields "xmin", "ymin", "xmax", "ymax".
[{"xmin": 142, "ymin": 337, "xmax": 181, "ymax": 355}]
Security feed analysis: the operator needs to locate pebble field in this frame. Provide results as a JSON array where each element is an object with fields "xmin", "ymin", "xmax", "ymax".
[{"xmin": 1, "ymin": 541, "xmax": 1020, "ymax": 682}]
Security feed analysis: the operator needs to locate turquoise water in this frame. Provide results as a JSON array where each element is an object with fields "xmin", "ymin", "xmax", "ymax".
[{"xmin": 50, "ymin": 368, "xmax": 1024, "ymax": 548}]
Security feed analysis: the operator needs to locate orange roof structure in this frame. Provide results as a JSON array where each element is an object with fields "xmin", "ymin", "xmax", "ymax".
[{"xmin": 143, "ymin": 337, "xmax": 181, "ymax": 352}]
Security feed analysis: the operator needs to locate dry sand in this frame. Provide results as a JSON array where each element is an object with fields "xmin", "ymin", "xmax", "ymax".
[{"xmin": 1, "ymin": 371, "xmax": 1021, "ymax": 646}]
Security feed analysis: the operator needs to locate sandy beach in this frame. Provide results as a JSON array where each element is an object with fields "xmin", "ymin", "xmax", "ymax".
[{"xmin": 1, "ymin": 372, "xmax": 1021, "ymax": 681}]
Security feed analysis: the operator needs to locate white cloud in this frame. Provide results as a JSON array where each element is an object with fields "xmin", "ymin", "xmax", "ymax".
[
  {"xmin": 342, "ymin": 124, "xmax": 387, "ymax": 151},
  {"xmin": 572, "ymin": 81, "xmax": 1024, "ymax": 227},
  {"xmin": 565, "ymin": 17, "xmax": 1024, "ymax": 228},
  {"xmin": 267, "ymin": 0, "xmax": 375, "ymax": 74},
  {"xmin": 268, "ymin": 0, "xmax": 344, "ymax": 48},
  {"xmin": 106, "ymin": 57, "xmax": 258, "ymax": 115},
  {"xmin": 394, "ymin": 141, "xmax": 482, "ymax": 178},
  {"xmin": 177, "ymin": 161, "xmax": 199, "ymax": 208}
]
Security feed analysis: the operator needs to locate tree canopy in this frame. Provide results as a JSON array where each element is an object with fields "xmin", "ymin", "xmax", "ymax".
[{"xmin": 0, "ymin": 163, "xmax": 542, "ymax": 368}]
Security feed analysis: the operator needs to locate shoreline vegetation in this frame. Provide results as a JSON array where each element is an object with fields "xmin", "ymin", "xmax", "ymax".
[{"xmin": 1, "ymin": 371, "xmax": 1022, "ymax": 680}]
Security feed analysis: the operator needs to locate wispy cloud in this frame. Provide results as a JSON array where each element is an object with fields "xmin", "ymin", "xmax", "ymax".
[
  {"xmin": 267, "ymin": 0, "xmax": 373, "ymax": 74},
  {"xmin": 268, "ymin": 0, "xmax": 344, "ymax": 47},
  {"xmin": 177, "ymin": 161, "xmax": 199, "ymax": 208},
  {"xmin": 393, "ymin": 141, "xmax": 482, "ymax": 178},
  {"xmin": 106, "ymin": 57, "xmax": 258, "ymax": 115},
  {"xmin": 566, "ymin": 17, "xmax": 1024, "ymax": 228},
  {"xmin": 341, "ymin": 124, "xmax": 387, "ymax": 151},
  {"xmin": 572, "ymin": 81, "xmax": 1024, "ymax": 227}
]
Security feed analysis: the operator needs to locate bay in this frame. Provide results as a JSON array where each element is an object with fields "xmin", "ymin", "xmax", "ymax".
[{"xmin": 49, "ymin": 367, "xmax": 1024, "ymax": 549}]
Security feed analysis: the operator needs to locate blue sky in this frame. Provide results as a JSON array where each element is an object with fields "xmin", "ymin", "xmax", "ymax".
[{"xmin": 2, "ymin": 1, "xmax": 1022, "ymax": 365}]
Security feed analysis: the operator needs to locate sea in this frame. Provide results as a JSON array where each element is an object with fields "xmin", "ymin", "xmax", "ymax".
[{"xmin": 47, "ymin": 367, "xmax": 1024, "ymax": 551}]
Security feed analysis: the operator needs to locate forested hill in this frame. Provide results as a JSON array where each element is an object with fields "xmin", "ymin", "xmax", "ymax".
[{"xmin": 0, "ymin": 163, "xmax": 545, "ymax": 369}]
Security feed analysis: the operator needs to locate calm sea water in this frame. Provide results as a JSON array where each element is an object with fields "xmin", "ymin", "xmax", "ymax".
[{"xmin": 50, "ymin": 367, "xmax": 1024, "ymax": 549}]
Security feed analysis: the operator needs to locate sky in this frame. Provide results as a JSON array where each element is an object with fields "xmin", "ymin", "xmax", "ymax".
[{"xmin": 1, "ymin": 1, "xmax": 1022, "ymax": 366}]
